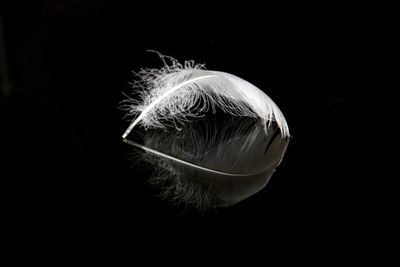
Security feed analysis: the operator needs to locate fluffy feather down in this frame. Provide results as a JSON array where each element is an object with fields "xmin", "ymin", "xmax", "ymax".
[
  {"xmin": 122, "ymin": 52, "xmax": 290, "ymax": 209},
  {"xmin": 122, "ymin": 52, "xmax": 289, "ymax": 139}
]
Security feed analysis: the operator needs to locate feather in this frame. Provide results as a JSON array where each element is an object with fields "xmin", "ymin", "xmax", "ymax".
[{"xmin": 121, "ymin": 52, "xmax": 290, "ymax": 209}]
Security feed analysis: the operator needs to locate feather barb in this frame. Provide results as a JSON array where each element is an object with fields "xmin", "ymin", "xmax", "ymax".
[{"xmin": 122, "ymin": 74, "xmax": 218, "ymax": 138}]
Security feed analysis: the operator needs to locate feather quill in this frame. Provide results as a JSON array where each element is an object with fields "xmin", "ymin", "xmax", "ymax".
[{"xmin": 122, "ymin": 52, "xmax": 290, "ymax": 209}]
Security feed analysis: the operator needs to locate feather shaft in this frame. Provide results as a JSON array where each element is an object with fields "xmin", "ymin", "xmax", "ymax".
[
  {"xmin": 122, "ymin": 74, "xmax": 218, "ymax": 138},
  {"xmin": 123, "ymin": 138, "xmax": 273, "ymax": 177}
]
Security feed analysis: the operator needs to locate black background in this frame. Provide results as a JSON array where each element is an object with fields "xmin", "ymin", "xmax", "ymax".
[{"xmin": 0, "ymin": 0, "xmax": 398, "ymax": 266}]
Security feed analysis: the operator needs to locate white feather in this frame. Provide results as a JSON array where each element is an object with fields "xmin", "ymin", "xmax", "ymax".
[{"xmin": 122, "ymin": 52, "xmax": 290, "ymax": 209}]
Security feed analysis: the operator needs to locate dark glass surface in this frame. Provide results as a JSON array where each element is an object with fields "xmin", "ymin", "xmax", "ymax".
[{"xmin": 0, "ymin": 1, "xmax": 397, "ymax": 265}]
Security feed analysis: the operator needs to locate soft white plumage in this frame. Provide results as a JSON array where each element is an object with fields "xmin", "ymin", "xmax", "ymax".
[{"xmin": 122, "ymin": 52, "xmax": 290, "ymax": 209}]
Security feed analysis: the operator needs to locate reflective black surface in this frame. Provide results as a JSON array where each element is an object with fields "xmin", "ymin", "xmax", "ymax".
[{"xmin": 0, "ymin": 1, "xmax": 398, "ymax": 266}]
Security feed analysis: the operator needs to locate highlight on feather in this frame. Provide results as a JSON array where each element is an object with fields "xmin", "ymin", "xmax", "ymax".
[{"xmin": 121, "ymin": 51, "xmax": 290, "ymax": 209}]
